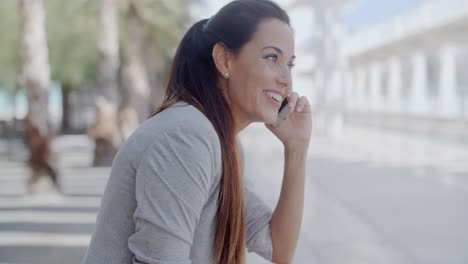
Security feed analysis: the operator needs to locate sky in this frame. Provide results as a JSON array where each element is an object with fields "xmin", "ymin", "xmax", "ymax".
[
  {"xmin": 199, "ymin": 0, "xmax": 427, "ymax": 31},
  {"xmin": 344, "ymin": 0, "xmax": 426, "ymax": 30}
]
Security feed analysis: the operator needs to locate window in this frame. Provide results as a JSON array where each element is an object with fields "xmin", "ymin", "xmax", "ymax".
[
  {"xmin": 456, "ymin": 48, "xmax": 468, "ymax": 97},
  {"xmin": 365, "ymin": 67, "xmax": 371, "ymax": 96},
  {"xmin": 401, "ymin": 57, "xmax": 413, "ymax": 100},
  {"xmin": 426, "ymin": 52, "xmax": 440, "ymax": 97},
  {"xmin": 380, "ymin": 65, "xmax": 389, "ymax": 98}
]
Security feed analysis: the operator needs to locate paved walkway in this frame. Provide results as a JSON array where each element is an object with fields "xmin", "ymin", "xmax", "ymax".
[
  {"xmin": 240, "ymin": 121, "xmax": 468, "ymax": 264},
  {"xmin": 0, "ymin": 119, "xmax": 467, "ymax": 264}
]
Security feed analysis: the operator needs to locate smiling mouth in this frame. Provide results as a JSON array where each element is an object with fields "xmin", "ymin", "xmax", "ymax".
[{"xmin": 265, "ymin": 91, "xmax": 283, "ymax": 102}]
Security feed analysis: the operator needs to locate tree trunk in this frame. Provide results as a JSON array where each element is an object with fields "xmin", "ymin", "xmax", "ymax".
[
  {"xmin": 145, "ymin": 35, "xmax": 165, "ymax": 115},
  {"xmin": 90, "ymin": 0, "xmax": 121, "ymax": 166},
  {"xmin": 61, "ymin": 84, "xmax": 72, "ymax": 134},
  {"xmin": 119, "ymin": 0, "xmax": 151, "ymax": 139},
  {"xmin": 19, "ymin": 0, "xmax": 58, "ymax": 191}
]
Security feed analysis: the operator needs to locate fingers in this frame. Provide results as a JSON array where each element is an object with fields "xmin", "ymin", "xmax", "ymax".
[
  {"xmin": 295, "ymin": 96, "xmax": 310, "ymax": 112},
  {"xmin": 287, "ymin": 92, "xmax": 300, "ymax": 109},
  {"xmin": 287, "ymin": 93, "xmax": 310, "ymax": 113}
]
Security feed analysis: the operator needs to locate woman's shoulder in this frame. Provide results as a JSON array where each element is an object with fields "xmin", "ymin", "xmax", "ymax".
[
  {"xmin": 121, "ymin": 101, "xmax": 222, "ymax": 166},
  {"xmin": 156, "ymin": 101, "xmax": 213, "ymax": 128},
  {"xmin": 146, "ymin": 101, "xmax": 218, "ymax": 139}
]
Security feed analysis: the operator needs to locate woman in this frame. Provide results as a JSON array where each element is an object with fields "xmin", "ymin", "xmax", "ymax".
[{"xmin": 83, "ymin": 0, "xmax": 311, "ymax": 263}]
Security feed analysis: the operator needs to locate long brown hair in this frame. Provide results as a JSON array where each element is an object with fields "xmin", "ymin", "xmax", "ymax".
[{"xmin": 153, "ymin": 1, "xmax": 290, "ymax": 263}]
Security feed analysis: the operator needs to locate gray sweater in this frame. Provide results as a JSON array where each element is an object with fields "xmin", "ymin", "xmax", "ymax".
[{"xmin": 82, "ymin": 102, "xmax": 273, "ymax": 264}]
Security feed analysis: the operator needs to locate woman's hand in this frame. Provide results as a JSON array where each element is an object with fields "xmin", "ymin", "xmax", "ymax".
[
  {"xmin": 267, "ymin": 92, "xmax": 311, "ymax": 262},
  {"xmin": 265, "ymin": 92, "xmax": 312, "ymax": 150}
]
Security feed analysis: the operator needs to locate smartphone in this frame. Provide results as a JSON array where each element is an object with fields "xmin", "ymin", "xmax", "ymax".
[{"xmin": 272, "ymin": 98, "xmax": 290, "ymax": 128}]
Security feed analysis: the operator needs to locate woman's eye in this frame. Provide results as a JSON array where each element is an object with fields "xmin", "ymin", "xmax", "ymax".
[{"xmin": 264, "ymin": 54, "xmax": 278, "ymax": 62}]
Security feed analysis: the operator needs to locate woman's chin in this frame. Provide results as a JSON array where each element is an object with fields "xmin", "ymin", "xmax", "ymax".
[
  {"xmin": 262, "ymin": 113, "xmax": 277, "ymax": 125},
  {"xmin": 252, "ymin": 110, "xmax": 277, "ymax": 125}
]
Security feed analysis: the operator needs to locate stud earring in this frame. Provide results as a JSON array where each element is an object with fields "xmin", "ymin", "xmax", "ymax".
[{"xmin": 224, "ymin": 73, "xmax": 229, "ymax": 79}]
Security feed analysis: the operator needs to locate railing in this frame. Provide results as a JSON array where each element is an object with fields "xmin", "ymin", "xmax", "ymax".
[{"xmin": 343, "ymin": 0, "xmax": 468, "ymax": 56}]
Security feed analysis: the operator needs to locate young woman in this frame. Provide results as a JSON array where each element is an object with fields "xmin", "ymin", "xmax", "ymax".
[{"xmin": 82, "ymin": 0, "xmax": 311, "ymax": 263}]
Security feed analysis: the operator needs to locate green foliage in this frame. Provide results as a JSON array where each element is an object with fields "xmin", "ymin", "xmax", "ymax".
[
  {"xmin": 45, "ymin": 0, "xmax": 98, "ymax": 89},
  {"xmin": 0, "ymin": 0, "xmax": 20, "ymax": 94},
  {"xmin": 44, "ymin": 0, "xmax": 192, "ymax": 90},
  {"xmin": 0, "ymin": 0, "xmax": 192, "ymax": 94},
  {"xmin": 125, "ymin": 0, "xmax": 191, "ymax": 62}
]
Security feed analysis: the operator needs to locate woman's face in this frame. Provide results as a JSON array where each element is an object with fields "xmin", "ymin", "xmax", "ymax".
[{"xmin": 226, "ymin": 18, "xmax": 295, "ymax": 128}]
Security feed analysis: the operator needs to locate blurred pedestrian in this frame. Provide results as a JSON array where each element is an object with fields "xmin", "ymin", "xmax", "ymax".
[{"xmin": 25, "ymin": 116, "xmax": 59, "ymax": 193}]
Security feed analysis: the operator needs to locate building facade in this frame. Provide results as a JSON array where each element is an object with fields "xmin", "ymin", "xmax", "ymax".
[{"xmin": 343, "ymin": 0, "xmax": 468, "ymax": 121}]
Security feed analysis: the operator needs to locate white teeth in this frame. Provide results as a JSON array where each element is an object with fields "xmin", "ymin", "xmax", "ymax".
[{"xmin": 266, "ymin": 91, "xmax": 283, "ymax": 102}]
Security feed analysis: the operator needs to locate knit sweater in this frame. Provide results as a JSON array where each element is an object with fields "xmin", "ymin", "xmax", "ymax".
[{"xmin": 82, "ymin": 101, "xmax": 273, "ymax": 264}]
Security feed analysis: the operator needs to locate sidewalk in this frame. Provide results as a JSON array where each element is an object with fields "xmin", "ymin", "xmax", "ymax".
[
  {"xmin": 345, "ymin": 112, "xmax": 468, "ymax": 145},
  {"xmin": 241, "ymin": 124, "xmax": 416, "ymax": 264},
  {"xmin": 240, "ymin": 119, "xmax": 468, "ymax": 264},
  {"xmin": 0, "ymin": 119, "xmax": 467, "ymax": 263}
]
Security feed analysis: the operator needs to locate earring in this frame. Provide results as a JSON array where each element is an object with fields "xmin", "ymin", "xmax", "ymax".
[{"xmin": 224, "ymin": 72, "xmax": 229, "ymax": 79}]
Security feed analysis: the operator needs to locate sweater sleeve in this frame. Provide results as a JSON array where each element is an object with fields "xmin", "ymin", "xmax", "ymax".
[
  {"xmin": 128, "ymin": 124, "xmax": 220, "ymax": 264},
  {"xmin": 237, "ymin": 138, "xmax": 274, "ymax": 261},
  {"xmin": 244, "ymin": 177, "xmax": 274, "ymax": 262}
]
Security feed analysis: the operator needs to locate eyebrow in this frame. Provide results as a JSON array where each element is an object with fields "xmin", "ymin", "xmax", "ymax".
[{"xmin": 262, "ymin": 45, "xmax": 296, "ymax": 60}]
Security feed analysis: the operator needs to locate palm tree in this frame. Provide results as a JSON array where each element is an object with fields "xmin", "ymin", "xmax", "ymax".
[
  {"xmin": 118, "ymin": 0, "xmax": 191, "ymax": 138},
  {"xmin": 19, "ymin": 0, "xmax": 58, "ymax": 191},
  {"xmin": 44, "ymin": 0, "xmax": 98, "ymax": 134},
  {"xmin": 118, "ymin": 0, "xmax": 151, "ymax": 139},
  {"xmin": 89, "ymin": 0, "xmax": 121, "ymax": 166}
]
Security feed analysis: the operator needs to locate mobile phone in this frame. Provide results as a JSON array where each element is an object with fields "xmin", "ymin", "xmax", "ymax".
[
  {"xmin": 272, "ymin": 98, "xmax": 290, "ymax": 128},
  {"xmin": 278, "ymin": 98, "xmax": 289, "ymax": 113}
]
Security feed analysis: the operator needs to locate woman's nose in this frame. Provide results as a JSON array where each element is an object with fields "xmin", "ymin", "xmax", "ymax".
[{"xmin": 276, "ymin": 65, "xmax": 291, "ymax": 89}]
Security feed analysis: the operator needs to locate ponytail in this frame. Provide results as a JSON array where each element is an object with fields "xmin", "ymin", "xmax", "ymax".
[
  {"xmin": 154, "ymin": 2, "xmax": 290, "ymax": 263},
  {"xmin": 154, "ymin": 19, "xmax": 246, "ymax": 264}
]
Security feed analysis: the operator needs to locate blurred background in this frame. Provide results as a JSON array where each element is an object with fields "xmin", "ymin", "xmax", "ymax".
[{"xmin": 0, "ymin": 0, "xmax": 467, "ymax": 263}]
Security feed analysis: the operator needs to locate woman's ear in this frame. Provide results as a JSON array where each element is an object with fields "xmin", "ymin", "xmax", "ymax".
[{"xmin": 212, "ymin": 43, "xmax": 232, "ymax": 79}]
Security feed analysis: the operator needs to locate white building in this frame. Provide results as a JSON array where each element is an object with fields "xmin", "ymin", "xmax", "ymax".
[
  {"xmin": 290, "ymin": 0, "xmax": 468, "ymax": 129},
  {"xmin": 343, "ymin": 0, "xmax": 468, "ymax": 121},
  {"xmin": 288, "ymin": 0, "xmax": 352, "ymax": 135}
]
